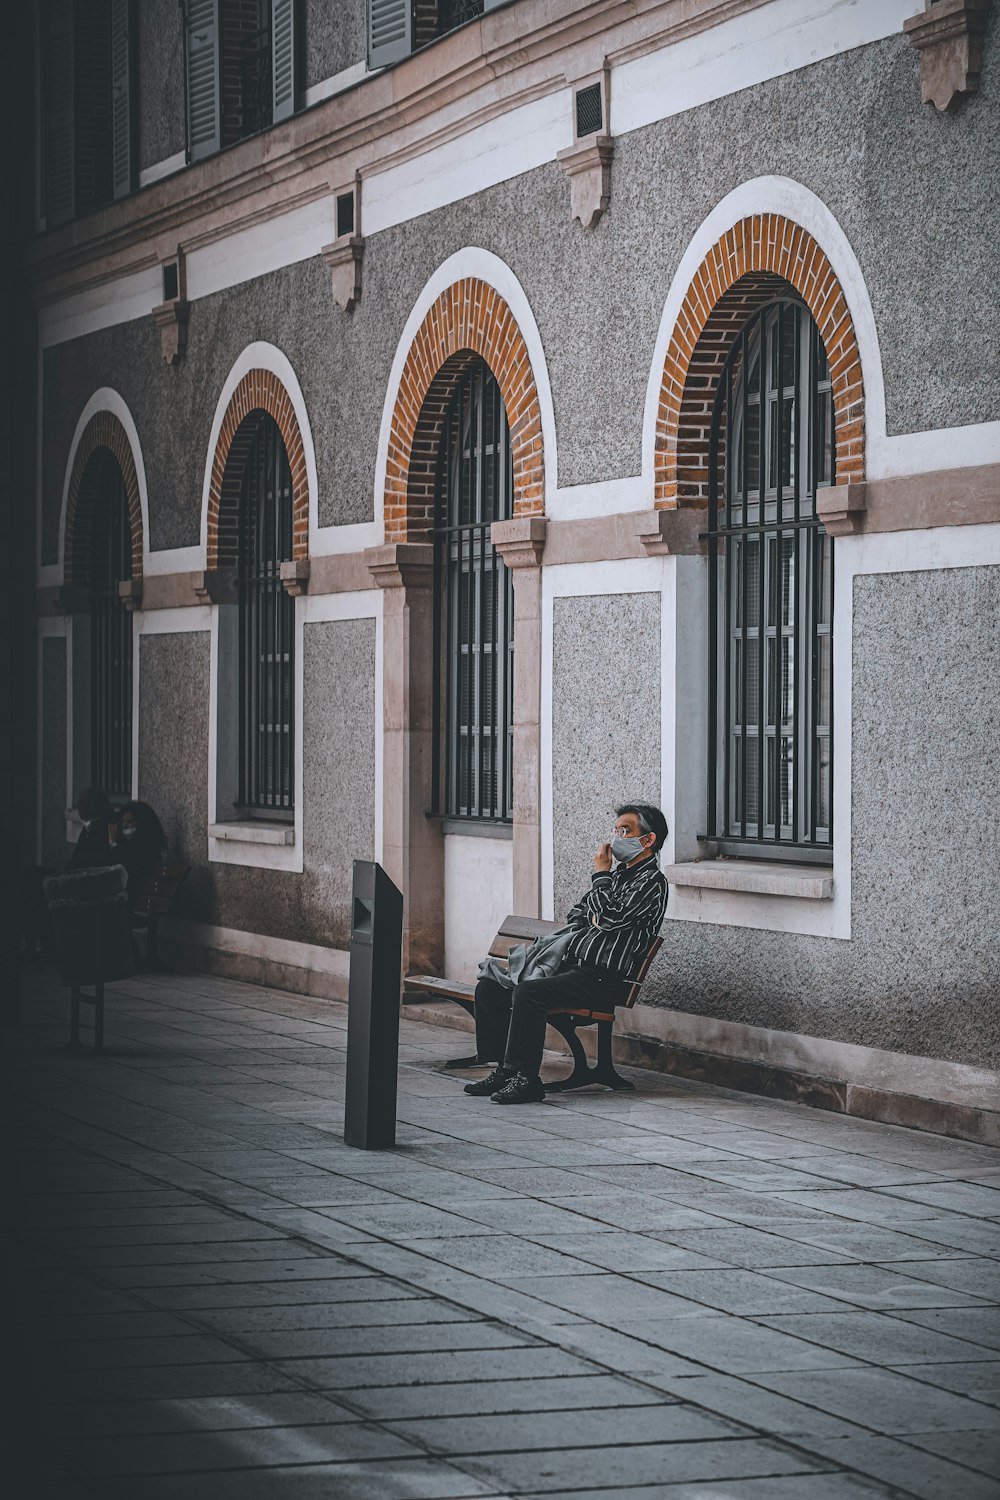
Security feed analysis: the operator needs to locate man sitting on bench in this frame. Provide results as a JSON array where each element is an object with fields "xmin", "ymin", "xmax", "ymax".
[{"xmin": 466, "ymin": 802, "xmax": 669, "ymax": 1105}]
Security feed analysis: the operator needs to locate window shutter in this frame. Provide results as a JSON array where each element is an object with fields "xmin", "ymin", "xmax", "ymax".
[
  {"xmin": 44, "ymin": 0, "xmax": 76, "ymax": 226},
  {"xmin": 367, "ymin": 0, "xmax": 412, "ymax": 70},
  {"xmin": 111, "ymin": 0, "xmax": 134, "ymax": 200},
  {"xmin": 185, "ymin": 0, "xmax": 220, "ymax": 162},
  {"xmin": 271, "ymin": 0, "xmax": 298, "ymax": 123}
]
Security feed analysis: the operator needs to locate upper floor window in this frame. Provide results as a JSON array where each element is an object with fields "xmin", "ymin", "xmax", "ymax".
[
  {"xmin": 40, "ymin": 0, "xmax": 135, "ymax": 227},
  {"xmin": 707, "ymin": 298, "xmax": 834, "ymax": 861},
  {"xmin": 433, "ymin": 360, "xmax": 514, "ymax": 823},
  {"xmin": 185, "ymin": 0, "xmax": 300, "ymax": 164},
  {"xmin": 368, "ymin": 0, "xmax": 505, "ymax": 70},
  {"xmin": 237, "ymin": 413, "xmax": 295, "ymax": 815}
]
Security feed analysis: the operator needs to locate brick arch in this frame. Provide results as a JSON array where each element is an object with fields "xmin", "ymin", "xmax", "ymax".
[
  {"xmin": 385, "ymin": 278, "xmax": 544, "ymax": 541},
  {"xmin": 64, "ymin": 411, "xmax": 143, "ymax": 584},
  {"xmin": 207, "ymin": 369, "xmax": 308, "ymax": 568},
  {"xmin": 655, "ymin": 214, "xmax": 864, "ymax": 507}
]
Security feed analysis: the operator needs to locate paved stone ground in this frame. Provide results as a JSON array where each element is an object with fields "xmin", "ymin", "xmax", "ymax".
[{"xmin": 4, "ymin": 966, "xmax": 1000, "ymax": 1499}]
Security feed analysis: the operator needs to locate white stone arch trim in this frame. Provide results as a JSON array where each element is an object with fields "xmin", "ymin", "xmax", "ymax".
[
  {"xmin": 199, "ymin": 341, "xmax": 318, "ymax": 560},
  {"xmin": 641, "ymin": 175, "xmax": 889, "ymax": 494},
  {"xmin": 373, "ymin": 247, "xmax": 558, "ymax": 540},
  {"xmin": 58, "ymin": 387, "xmax": 150, "ymax": 580}
]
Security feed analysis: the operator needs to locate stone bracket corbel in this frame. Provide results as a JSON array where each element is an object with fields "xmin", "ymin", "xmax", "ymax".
[
  {"xmin": 117, "ymin": 577, "xmax": 144, "ymax": 612},
  {"xmin": 903, "ymin": 0, "xmax": 991, "ymax": 112},
  {"xmin": 490, "ymin": 516, "xmax": 547, "ymax": 569},
  {"xmin": 279, "ymin": 559, "xmax": 310, "ymax": 597},
  {"xmin": 322, "ymin": 236, "xmax": 364, "ymax": 312},
  {"xmin": 365, "ymin": 542, "xmax": 435, "ymax": 592},
  {"xmin": 152, "ymin": 298, "xmax": 190, "ymax": 365},
  {"xmin": 192, "ymin": 568, "xmax": 237, "ymax": 604},
  {"xmin": 635, "ymin": 508, "xmax": 707, "ymax": 556},
  {"xmin": 817, "ymin": 483, "xmax": 868, "ymax": 537},
  {"xmin": 556, "ymin": 136, "xmax": 613, "ymax": 229}
]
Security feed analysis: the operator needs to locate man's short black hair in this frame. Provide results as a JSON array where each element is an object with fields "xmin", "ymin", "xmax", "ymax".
[{"xmin": 616, "ymin": 802, "xmax": 668, "ymax": 853}]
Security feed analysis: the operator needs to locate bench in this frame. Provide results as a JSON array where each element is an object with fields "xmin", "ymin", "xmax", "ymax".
[
  {"xmin": 129, "ymin": 862, "xmax": 191, "ymax": 968},
  {"xmin": 404, "ymin": 913, "xmax": 662, "ymax": 1092}
]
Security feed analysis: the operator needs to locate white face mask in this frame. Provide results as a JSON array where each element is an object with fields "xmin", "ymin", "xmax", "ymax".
[
  {"xmin": 122, "ymin": 827, "xmax": 136, "ymax": 841},
  {"xmin": 80, "ymin": 819, "xmax": 92, "ymax": 831}
]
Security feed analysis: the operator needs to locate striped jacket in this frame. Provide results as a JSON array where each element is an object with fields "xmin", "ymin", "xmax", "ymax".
[{"xmin": 564, "ymin": 854, "xmax": 669, "ymax": 981}]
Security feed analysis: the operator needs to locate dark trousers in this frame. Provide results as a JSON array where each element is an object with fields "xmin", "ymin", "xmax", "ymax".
[{"xmin": 474, "ymin": 964, "xmax": 629, "ymax": 1078}]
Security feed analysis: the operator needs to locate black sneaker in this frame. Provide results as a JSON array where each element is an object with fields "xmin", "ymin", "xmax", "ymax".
[
  {"xmin": 464, "ymin": 1066, "xmax": 514, "ymax": 1097},
  {"xmin": 491, "ymin": 1072, "xmax": 545, "ymax": 1105}
]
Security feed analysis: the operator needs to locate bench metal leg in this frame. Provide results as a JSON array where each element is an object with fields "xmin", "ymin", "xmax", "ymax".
[{"xmin": 545, "ymin": 1018, "xmax": 635, "ymax": 1092}]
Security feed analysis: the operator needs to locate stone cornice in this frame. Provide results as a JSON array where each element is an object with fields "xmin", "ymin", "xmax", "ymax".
[
  {"xmin": 24, "ymin": 0, "xmax": 769, "ymax": 307},
  {"xmin": 365, "ymin": 542, "xmax": 435, "ymax": 592}
]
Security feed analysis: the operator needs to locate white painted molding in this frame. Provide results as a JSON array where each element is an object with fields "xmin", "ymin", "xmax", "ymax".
[
  {"xmin": 138, "ymin": 150, "xmax": 186, "ymax": 189},
  {"xmin": 39, "ymin": 264, "xmax": 162, "ymax": 349},
  {"xmin": 51, "ymin": 388, "xmax": 150, "ymax": 586},
  {"xmin": 198, "ymin": 342, "xmax": 317, "ymax": 560},
  {"xmin": 364, "ymin": 88, "xmax": 571, "ymax": 237},
  {"xmin": 373, "ymin": 248, "xmax": 558, "ymax": 538},
  {"xmin": 614, "ymin": 0, "xmax": 922, "ymax": 140},
  {"xmin": 209, "ymin": 821, "xmax": 295, "ymax": 846},
  {"xmin": 303, "ymin": 59, "xmax": 373, "ymax": 109},
  {"xmin": 163, "ymin": 917, "xmax": 351, "ymax": 982},
  {"xmin": 548, "ymin": 476, "xmax": 645, "ymax": 522}
]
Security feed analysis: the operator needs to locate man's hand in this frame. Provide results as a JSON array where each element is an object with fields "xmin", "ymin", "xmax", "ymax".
[{"xmin": 593, "ymin": 842, "xmax": 613, "ymax": 874}]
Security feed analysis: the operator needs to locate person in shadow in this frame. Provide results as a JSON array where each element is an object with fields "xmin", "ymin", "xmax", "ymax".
[
  {"xmin": 108, "ymin": 800, "xmax": 167, "ymax": 889},
  {"xmin": 66, "ymin": 787, "xmax": 115, "ymax": 870}
]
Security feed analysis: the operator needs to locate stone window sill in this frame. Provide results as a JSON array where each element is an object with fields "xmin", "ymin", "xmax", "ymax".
[
  {"xmin": 209, "ymin": 821, "xmax": 296, "ymax": 847},
  {"xmin": 664, "ymin": 859, "xmax": 833, "ymax": 900}
]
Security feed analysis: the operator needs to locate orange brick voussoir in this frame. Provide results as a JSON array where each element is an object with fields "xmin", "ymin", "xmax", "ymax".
[
  {"xmin": 206, "ymin": 369, "xmax": 310, "ymax": 568},
  {"xmin": 654, "ymin": 213, "xmax": 865, "ymax": 508},
  {"xmin": 63, "ymin": 409, "xmax": 145, "ymax": 586},
  {"xmin": 385, "ymin": 277, "xmax": 545, "ymax": 542}
]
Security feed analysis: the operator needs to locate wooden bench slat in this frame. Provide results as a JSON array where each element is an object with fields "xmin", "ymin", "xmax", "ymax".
[{"xmin": 406, "ymin": 974, "xmax": 475, "ymax": 1002}]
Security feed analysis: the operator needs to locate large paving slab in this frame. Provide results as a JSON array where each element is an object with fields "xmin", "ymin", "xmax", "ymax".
[{"xmin": 4, "ymin": 965, "xmax": 999, "ymax": 1497}]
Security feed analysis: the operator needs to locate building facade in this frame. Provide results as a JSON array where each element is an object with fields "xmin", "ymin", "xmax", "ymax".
[{"xmin": 26, "ymin": 0, "xmax": 1000, "ymax": 1133}]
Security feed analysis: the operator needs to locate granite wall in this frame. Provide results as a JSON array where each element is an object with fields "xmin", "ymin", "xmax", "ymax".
[
  {"xmin": 135, "ymin": 616, "xmax": 375, "ymax": 951},
  {"xmin": 41, "ymin": 20, "xmax": 1000, "ymax": 561},
  {"xmin": 137, "ymin": 631, "xmax": 211, "ymax": 920},
  {"xmin": 625, "ymin": 565, "xmax": 1000, "ymax": 1072},
  {"xmin": 304, "ymin": 0, "xmax": 366, "ymax": 89},
  {"xmin": 137, "ymin": 0, "xmax": 186, "ymax": 174},
  {"xmin": 551, "ymin": 592, "xmax": 662, "ymax": 920}
]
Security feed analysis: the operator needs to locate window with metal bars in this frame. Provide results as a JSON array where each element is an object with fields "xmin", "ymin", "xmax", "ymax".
[
  {"xmin": 87, "ymin": 449, "xmax": 133, "ymax": 799},
  {"xmin": 237, "ymin": 414, "xmax": 295, "ymax": 814},
  {"xmin": 707, "ymin": 297, "xmax": 834, "ymax": 861},
  {"xmin": 432, "ymin": 360, "xmax": 514, "ymax": 823}
]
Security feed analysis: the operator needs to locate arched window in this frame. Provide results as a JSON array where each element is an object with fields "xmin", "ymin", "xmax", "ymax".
[
  {"xmin": 433, "ymin": 359, "xmax": 514, "ymax": 822},
  {"xmin": 237, "ymin": 413, "xmax": 294, "ymax": 814},
  {"xmin": 86, "ymin": 448, "xmax": 133, "ymax": 798},
  {"xmin": 707, "ymin": 298, "xmax": 834, "ymax": 857}
]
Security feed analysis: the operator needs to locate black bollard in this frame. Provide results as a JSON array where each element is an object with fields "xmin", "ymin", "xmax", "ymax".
[{"xmin": 344, "ymin": 860, "xmax": 404, "ymax": 1150}]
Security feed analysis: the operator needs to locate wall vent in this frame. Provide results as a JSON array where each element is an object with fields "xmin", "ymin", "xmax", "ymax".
[
  {"xmin": 336, "ymin": 190, "xmax": 355, "ymax": 238},
  {"xmin": 575, "ymin": 81, "xmax": 603, "ymax": 138}
]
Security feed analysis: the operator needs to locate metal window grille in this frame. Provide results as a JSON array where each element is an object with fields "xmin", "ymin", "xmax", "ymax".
[
  {"xmin": 237, "ymin": 414, "xmax": 295, "ymax": 813},
  {"xmin": 433, "ymin": 360, "xmax": 514, "ymax": 822},
  {"xmin": 438, "ymin": 1, "xmax": 485, "ymax": 34},
  {"xmin": 88, "ymin": 451, "xmax": 132, "ymax": 798},
  {"xmin": 707, "ymin": 298, "xmax": 834, "ymax": 859}
]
